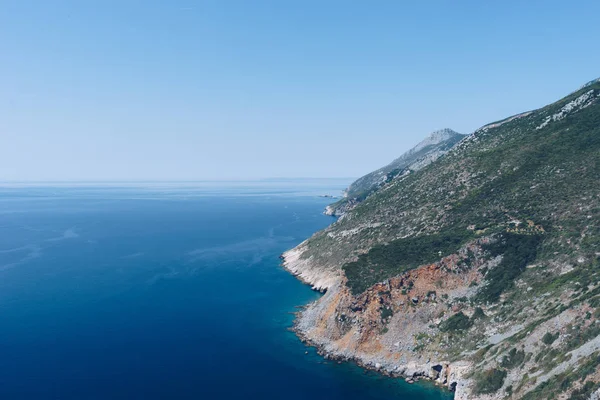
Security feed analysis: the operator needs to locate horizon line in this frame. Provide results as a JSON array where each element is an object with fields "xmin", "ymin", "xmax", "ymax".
[{"xmin": 0, "ymin": 177, "xmax": 356, "ymax": 185}]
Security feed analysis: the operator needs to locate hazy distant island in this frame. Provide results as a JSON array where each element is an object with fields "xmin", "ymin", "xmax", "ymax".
[{"xmin": 283, "ymin": 77, "xmax": 600, "ymax": 399}]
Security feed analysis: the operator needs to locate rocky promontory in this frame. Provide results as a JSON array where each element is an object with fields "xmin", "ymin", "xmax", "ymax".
[{"xmin": 283, "ymin": 79, "xmax": 600, "ymax": 399}]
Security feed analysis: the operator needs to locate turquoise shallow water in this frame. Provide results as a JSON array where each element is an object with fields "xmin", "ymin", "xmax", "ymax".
[{"xmin": 0, "ymin": 182, "xmax": 453, "ymax": 400}]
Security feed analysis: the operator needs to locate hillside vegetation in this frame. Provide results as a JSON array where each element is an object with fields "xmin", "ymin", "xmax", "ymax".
[{"xmin": 285, "ymin": 78, "xmax": 600, "ymax": 399}]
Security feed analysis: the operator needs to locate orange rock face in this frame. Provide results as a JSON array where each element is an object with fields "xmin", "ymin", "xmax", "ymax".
[{"xmin": 304, "ymin": 240, "xmax": 491, "ymax": 362}]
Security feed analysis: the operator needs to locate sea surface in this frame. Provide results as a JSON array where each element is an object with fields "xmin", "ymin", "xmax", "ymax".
[{"xmin": 0, "ymin": 181, "xmax": 452, "ymax": 400}]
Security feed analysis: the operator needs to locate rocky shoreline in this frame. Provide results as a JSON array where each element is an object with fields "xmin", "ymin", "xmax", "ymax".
[
  {"xmin": 281, "ymin": 248, "xmax": 472, "ymax": 399},
  {"xmin": 291, "ymin": 307, "xmax": 457, "ymax": 395},
  {"xmin": 280, "ymin": 245, "xmax": 340, "ymax": 292}
]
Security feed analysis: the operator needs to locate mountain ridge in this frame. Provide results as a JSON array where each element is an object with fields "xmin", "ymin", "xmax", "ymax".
[
  {"xmin": 283, "ymin": 77, "xmax": 600, "ymax": 399},
  {"xmin": 325, "ymin": 128, "xmax": 464, "ymax": 216}
]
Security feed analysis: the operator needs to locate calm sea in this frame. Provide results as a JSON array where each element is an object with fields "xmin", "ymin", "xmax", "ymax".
[{"xmin": 0, "ymin": 182, "xmax": 452, "ymax": 399}]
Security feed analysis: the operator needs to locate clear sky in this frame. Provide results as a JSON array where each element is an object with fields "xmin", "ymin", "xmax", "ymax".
[{"xmin": 1, "ymin": 0, "xmax": 599, "ymax": 181}]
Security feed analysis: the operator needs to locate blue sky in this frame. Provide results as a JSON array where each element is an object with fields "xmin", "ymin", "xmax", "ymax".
[{"xmin": 1, "ymin": 1, "xmax": 599, "ymax": 181}]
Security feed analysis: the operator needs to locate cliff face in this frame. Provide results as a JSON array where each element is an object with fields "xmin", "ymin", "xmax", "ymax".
[
  {"xmin": 282, "ymin": 242, "xmax": 341, "ymax": 292},
  {"xmin": 325, "ymin": 128, "xmax": 464, "ymax": 216},
  {"xmin": 284, "ymin": 79, "xmax": 600, "ymax": 399}
]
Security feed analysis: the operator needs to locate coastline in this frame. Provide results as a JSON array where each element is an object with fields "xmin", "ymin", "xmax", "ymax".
[
  {"xmin": 291, "ymin": 308, "xmax": 457, "ymax": 395},
  {"xmin": 281, "ymin": 247, "xmax": 469, "ymax": 399},
  {"xmin": 280, "ymin": 244, "xmax": 341, "ymax": 292}
]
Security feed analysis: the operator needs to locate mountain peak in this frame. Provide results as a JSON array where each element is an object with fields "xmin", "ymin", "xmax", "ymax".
[
  {"xmin": 324, "ymin": 128, "xmax": 464, "ymax": 216},
  {"xmin": 415, "ymin": 128, "xmax": 462, "ymax": 150},
  {"xmin": 579, "ymin": 76, "xmax": 600, "ymax": 90},
  {"xmin": 426, "ymin": 128, "xmax": 461, "ymax": 139}
]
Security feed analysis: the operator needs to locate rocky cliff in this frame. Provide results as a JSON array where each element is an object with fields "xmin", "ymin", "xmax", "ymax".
[{"xmin": 283, "ymin": 78, "xmax": 600, "ymax": 399}]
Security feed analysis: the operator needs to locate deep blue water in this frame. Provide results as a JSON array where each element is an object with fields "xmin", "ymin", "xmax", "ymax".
[{"xmin": 0, "ymin": 182, "xmax": 452, "ymax": 400}]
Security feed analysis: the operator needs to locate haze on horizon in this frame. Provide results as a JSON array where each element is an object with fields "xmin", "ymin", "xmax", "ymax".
[{"xmin": 2, "ymin": 1, "xmax": 599, "ymax": 182}]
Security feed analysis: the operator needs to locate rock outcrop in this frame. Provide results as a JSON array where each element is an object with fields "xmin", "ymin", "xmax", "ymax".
[{"xmin": 281, "ymin": 243, "xmax": 340, "ymax": 291}]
